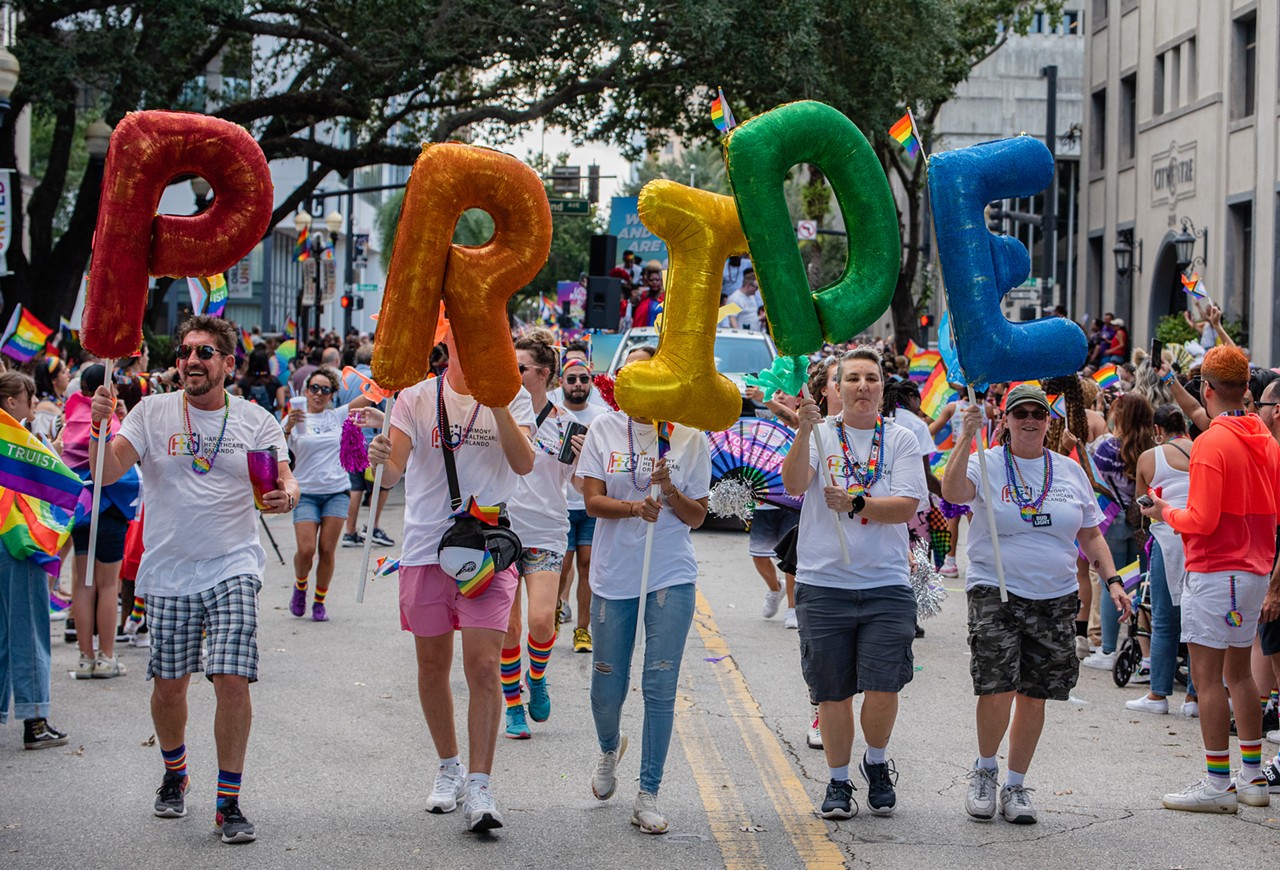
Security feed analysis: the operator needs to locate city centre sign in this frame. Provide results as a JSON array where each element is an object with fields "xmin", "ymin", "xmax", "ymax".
[{"xmin": 1151, "ymin": 140, "xmax": 1196, "ymax": 206}]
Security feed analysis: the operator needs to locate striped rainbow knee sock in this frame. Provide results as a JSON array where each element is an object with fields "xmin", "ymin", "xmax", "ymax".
[
  {"xmin": 128, "ymin": 596, "xmax": 145, "ymax": 623},
  {"xmin": 526, "ymin": 633, "xmax": 555, "ymax": 683},
  {"xmin": 1241, "ymin": 739, "xmax": 1263, "ymax": 779},
  {"xmin": 1206, "ymin": 747, "xmax": 1231, "ymax": 789},
  {"xmin": 500, "ymin": 647, "xmax": 522, "ymax": 709}
]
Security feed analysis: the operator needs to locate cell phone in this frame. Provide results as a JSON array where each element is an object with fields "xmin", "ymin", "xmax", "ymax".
[
  {"xmin": 1150, "ymin": 338, "xmax": 1163, "ymax": 366},
  {"xmin": 557, "ymin": 421, "xmax": 589, "ymax": 464},
  {"xmin": 1136, "ymin": 495, "xmax": 1154, "ymax": 508}
]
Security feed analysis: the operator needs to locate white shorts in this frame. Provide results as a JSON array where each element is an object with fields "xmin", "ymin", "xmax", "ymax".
[{"xmin": 1180, "ymin": 570, "xmax": 1268, "ymax": 649}]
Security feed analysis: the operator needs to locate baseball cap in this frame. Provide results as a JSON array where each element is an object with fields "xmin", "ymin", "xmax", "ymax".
[{"xmin": 1004, "ymin": 383, "xmax": 1050, "ymax": 413}]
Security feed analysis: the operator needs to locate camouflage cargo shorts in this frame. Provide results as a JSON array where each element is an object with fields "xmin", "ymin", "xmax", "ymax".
[{"xmin": 966, "ymin": 586, "xmax": 1080, "ymax": 701}]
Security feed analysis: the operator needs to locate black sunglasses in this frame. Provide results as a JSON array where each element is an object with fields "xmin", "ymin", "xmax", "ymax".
[
  {"xmin": 1257, "ymin": 401, "xmax": 1280, "ymax": 409},
  {"xmin": 1008, "ymin": 407, "xmax": 1049, "ymax": 421},
  {"xmin": 307, "ymin": 383, "xmax": 335, "ymax": 395},
  {"xmin": 176, "ymin": 344, "xmax": 220, "ymax": 361},
  {"xmin": 518, "ymin": 364, "xmax": 547, "ymax": 375},
  {"xmin": 564, "ymin": 374, "xmax": 592, "ymax": 384}
]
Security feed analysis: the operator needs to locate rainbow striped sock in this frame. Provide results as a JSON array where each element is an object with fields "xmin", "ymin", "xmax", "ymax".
[
  {"xmin": 1270, "ymin": 690, "xmax": 1279, "ymax": 708},
  {"xmin": 1241, "ymin": 739, "xmax": 1263, "ymax": 776},
  {"xmin": 161, "ymin": 744, "xmax": 187, "ymax": 778},
  {"xmin": 1262, "ymin": 694, "xmax": 1271, "ymax": 711},
  {"xmin": 128, "ymin": 596, "xmax": 145, "ymax": 623},
  {"xmin": 314, "ymin": 587, "xmax": 328, "ymax": 605},
  {"xmin": 500, "ymin": 647, "xmax": 522, "ymax": 709},
  {"xmin": 526, "ymin": 632, "xmax": 555, "ymax": 683},
  {"xmin": 1206, "ymin": 747, "xmax": 1231, "ymax": 788},
  {"xmin": 294, "ymin": 577, "xmax": 308, "ymax": 592},
  {"xmin": 216, "ymin": 770, "xmax": 242, "ymax": 807}
]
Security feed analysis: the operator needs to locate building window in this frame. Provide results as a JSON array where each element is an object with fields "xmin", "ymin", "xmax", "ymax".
[
  {"xmin": 1227, "ymin": 200, "xmax": 1253, "ymax": 342},
  {"xmin": 1086, "ymin": 235, "xmax": 1104, "ymax": 321},
  {"xmin": 1064, "ymin": 10, "xmax": 1082, "ymax": 34},
  {"xmin": 1120, "ymin": 74, "xmax": 1136, "ymax": 162},
  {"xmin": 1093, "ymin": 0, "xmax": 1108, "ymax": 24},
  {"xmin": 1153, "ymin": 54, "xmax": 1165, "ymax": 115},
  {"xmin": 1090, "ymin": 89, "xmax": 1106, "ymax": 170},
  {"xmin": 1184, "ymin": 38, "xmax": 1197, "ymax": 103},
  {"xmin": 1232, "ymin": 13, "xmax": 1256, "ymax": 119}
]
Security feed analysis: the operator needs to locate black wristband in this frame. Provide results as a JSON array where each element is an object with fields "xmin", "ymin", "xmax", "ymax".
[
  {"xmin": 1105, "ymin": 575, "xmax": 1124, "ymax": 588},
  {"xmin": 847, "ymin": 494, "xmax": 866, "ymax": 518}
]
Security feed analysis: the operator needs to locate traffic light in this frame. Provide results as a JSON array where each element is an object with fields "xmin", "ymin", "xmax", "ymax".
[
  {"xmin": 340, "ymin": 293, "xmax": 364, "ymax": 310},
  {"xmin": 919, "ymin": 314, "xmax": 934, "ymax": 328},
  {"xmin": 985, "ymin": 201, "xmax": 1006, "ymax": 234}
]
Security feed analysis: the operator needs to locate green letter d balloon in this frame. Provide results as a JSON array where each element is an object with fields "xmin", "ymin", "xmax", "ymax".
[{"xmin": 724, "ymin": 101, "xmax": 899, "ymax": 356}]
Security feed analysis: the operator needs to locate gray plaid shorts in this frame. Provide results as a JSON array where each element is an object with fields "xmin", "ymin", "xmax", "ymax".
[
  {"xmin": 147, "ymin": 574, "xmax": 261, "ymax": 682},
  {"xmin": 966, "ymin": 586, "xmax": 1079, "ymax": 700}
]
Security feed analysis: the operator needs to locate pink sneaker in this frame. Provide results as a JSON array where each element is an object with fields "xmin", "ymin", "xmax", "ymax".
[{"xmin": 940, "ymin": 555, "xmax": 959, "ymax": 578}]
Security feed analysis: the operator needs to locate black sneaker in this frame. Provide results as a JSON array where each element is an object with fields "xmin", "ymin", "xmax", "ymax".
[
  {"xmin": 22, "ymin": 718, "xmax": 69, "ymax": 750},
  {"xmin": 154, "ymin": 771, "xmax": 189, "ymax": 818},
  {"xmin": 1264, "ymin": 757, "xmax": 1280, "ymax": 794},
  {"xmin": 64, "ymin": 616, "xmax": 77, "ymax": 644},
  {"xmin": 371, "ymin": 527, "xmax": 395, "ymax": 547},
  {"xmin": 1264, "ymin": 706, "xmax": 1279, "ymax": 735},
  {"xmin": 340, "ymin": 531, "xmax": 364, "ymax": 548},
  {"xmin": 819, "ymin": 779, "xmax": 857, "ymax": 819},
  {"xmin": 859, "ymin": 755, "xmax": 898, "ymax": 816},
  {"xmin": 215, "ymin": 797, "xmax": 256, "ymax": 844}
]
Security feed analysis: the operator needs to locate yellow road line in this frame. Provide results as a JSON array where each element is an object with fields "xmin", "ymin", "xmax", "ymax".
[
  {"xmin": 692, "ymin": 590, "xmax": 848, "ymax": 869},
  {"xmin": 675, "ymin": 690, "xmax": 767, "ymax": 868}
]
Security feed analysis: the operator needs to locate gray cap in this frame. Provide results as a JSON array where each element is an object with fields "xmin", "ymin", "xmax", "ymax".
[{"xmin": 1004, "ymin": 383, "xmax": 1050, "ymax": 412}]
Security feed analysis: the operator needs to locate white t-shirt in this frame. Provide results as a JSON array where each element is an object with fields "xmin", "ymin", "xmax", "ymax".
[
  {"xmin": 562, "ymin": 403, "xmax": 609, "ymax": 510},
  {"xmin": 796, "ymin": 418, "xmax": 927, "ymax": 591},
  {"xmin": 890, "ymin": 409, "xmax": 934, "ymax": 457},
  {"xmin": 577, "ymin": 413, "xmax": 711, "ymax": 599},
  {"xmin": 509, "ymin": 402, "xmax": 574, "ymax": 553},
  {"xmin": 289, "ymin": 404, "xmax": 352, "ymax": 495},
  {"xmin": 962, "ymin": 447, "xmax": 1104, "ymax": 600},
  {"xmin": 118, "ymin": 391, "xmax": 287, "ymax": 597},
  {"xmin": 727, "ymin": 289, "xmax": 762, "ymax": 331},
  {"xmin": 390, "ymin": 377, "xmax": 535, "ymax": 566}
]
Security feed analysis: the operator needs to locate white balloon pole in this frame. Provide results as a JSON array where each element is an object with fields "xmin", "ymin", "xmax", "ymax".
[
  {"xmin": 967, "ymin": 385, "xmax": 1008, "ymax": 602},
  {"xmin": 356, "ymin": 395, "xmax": 395, "ymax": 604}
]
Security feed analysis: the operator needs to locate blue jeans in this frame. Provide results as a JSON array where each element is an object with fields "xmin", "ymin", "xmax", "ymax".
[
  {"xmin": 1098, "ymin": 518, "xmax": 1139, "ymax": 653},
  {"xmin": 590, "ymin": 583, "xmax": 696, "ymax": 795},
  {"xmin": 0, "ymin": 548, "xmax": 53, "ymax": 723},
  {"xmin": 1146, "ymin": 538, "xmax": 1194, "ymax": 699}
]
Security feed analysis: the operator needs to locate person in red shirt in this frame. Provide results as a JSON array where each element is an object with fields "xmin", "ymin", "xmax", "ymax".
[{"xmin": 1142, "ymin": 346, "xmax": 1280, "ymax": 813}]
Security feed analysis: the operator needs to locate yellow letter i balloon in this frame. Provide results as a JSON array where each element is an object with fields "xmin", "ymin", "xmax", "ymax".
[{"xmin": 613, "ymin": 180, "xmax": 748, "ymax": 433}]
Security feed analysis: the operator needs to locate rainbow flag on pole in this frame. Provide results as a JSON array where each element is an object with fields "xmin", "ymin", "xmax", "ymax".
[
  {"xmin": 0, "ymin": 407, "xmax": 87, "ymax": 512},
  {"xmin": 187, "ymin": 274, "xmax": 228, "ymax": 318},
  {"xmin": 0, "ymin": 305, "xmax": 54, "ymax": 362},
  {"xmin": 710, "ymin": 87, "xmax": 736, "ymax": 133},
  {"xmin": 908, "ymin": 349, "xmax": 942, "ymax": 382},
  {"xmin": 1047, "ymin": 393, "xmax": 1068, "ymax": 419},
  {"xmin": 889, "ymin": 110, "xmax": 921, "ymax": 160},
  {"xmin": 920, "ymin": 363, "xmax": 958, "ymax": 419},
  {"xmin": 240, "ymin": 328, "xmax": 254, "ymax": 355},
  {"xmin": 1180, "ymin": 272, "xmax": 1207, "ymax": 300},
  {"xmin": 283, "ymin": 317, "xmax": 297, "ymax": 340},
  {"xmin": 1092, "ymin": 364, "xmax": 1121, "ymax": 390},
  {"xmin": 293, "ymin": 228, "xmax": 310, "ymax": 262}
]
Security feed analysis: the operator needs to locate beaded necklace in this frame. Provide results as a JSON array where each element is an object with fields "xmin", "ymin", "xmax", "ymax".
[
  {"xmin": 836, "ymin": 415, "xmax": 884, "ymax": 495},
  {"xmin": 182, "ymin": 390, "xmax": 231, "ymax": 475},
  {"xmin": 436, "ymin": 377, "xmax": 481, "ymax": 451},
  {"xmin": 626, "ymin": 418, "xmax": 657, "ymax": 492},
  {"xmin": 1003, "ymin": 445, "xmax": 1053, "ymax": 521}
]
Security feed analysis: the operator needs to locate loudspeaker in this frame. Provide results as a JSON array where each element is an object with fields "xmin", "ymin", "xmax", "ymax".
[
  {"xmin": 588, "ymin": 234, "xmax": 617, "ymax": 277},
  {"xmin": 584, "ymin": 276, "xmax": 621, "ymax": 330}
]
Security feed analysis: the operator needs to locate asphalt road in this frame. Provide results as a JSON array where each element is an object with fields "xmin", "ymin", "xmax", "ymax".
[{"xmin": 3, "ymin": 499, "xmax": 1279, "ymax": 869}]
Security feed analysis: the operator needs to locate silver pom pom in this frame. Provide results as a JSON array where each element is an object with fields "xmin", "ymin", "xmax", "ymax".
[
  {"xmin": 910, "ymin": 540, "xmax": 947, "ymax": 621},
  {"xmin": 708, "ymin": 477, "xmax": 757, "ymax": 523}
]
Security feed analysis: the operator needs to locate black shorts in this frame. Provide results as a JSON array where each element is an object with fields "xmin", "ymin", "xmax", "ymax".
[
  {"xmin": 71, "ymin": 506, "xmax": 129, "ymax": 563},
  {"xmin": 967, "ymin": 586, "xmax": 1080, "ymax": 700},
  {"xmin": 347, "ymin": 471, "xmax": 394, "ymax": 493},
  {"xmin": 795, "ymin": 583, "xmax": 916, "ymax": 701},
  {"xmin": 748, "ymin": 508, "xmax": 800, "ymax": 558},
  {"xmin": 1260, "ymin": 618, "xmax": 1280, "ymax": 657}
]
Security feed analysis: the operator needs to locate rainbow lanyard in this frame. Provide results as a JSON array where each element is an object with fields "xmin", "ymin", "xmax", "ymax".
[
  {"xmin": 1003, "ymin": 445, "xmax": 1053, "ymax": 521},
  {"xmin": 183, "ymin": 391, "xmax": 230, "ymax": 475},
  {"xmin": 533, "ymin": 412, "xmax": 564, "ymax": 457},
  {"xmin": 436, "ymin": 379, "xmax": 481, "ymax": 451},
  {"xmin": 626, "ymin": 418, "xmax": 657, "ymax": 492},
  {"xmin": 837, "ymin": 415, "xmax": 884, "ymax": 496}
]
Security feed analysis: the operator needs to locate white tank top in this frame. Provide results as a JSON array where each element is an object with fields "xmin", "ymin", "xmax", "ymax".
[{"xmin": 1150, "ymin": 441, "xmax": 1190, "ymax": 510}]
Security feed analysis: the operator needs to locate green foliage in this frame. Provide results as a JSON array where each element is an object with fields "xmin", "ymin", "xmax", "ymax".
[
  {"xmin": 620, "ymin": 145, "xmax": 730, "ymax": 196},
  {"xmin": 1154, "ymin": 314, "xmax": 1196, "ymax": 344}
]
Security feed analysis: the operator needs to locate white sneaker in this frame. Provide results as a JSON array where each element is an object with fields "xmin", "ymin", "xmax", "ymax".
[
  {"xmin": 940, "ymin": 555, "xmax": 959, "ymax": 578},
  {"xmin": 463, "ymin": 782, "xmax": 504, "ymax": 832},
  {"xmin": 1081, "ymin": 650, "xmax": 1116, "ymax": 670},
  {"xmin": 1266, "ymin": 729, "xmax": 1280, "ymax": 745},
  {"xmin": 129, "ymin": 631, "xmax": 151, "ymax": 648},
  {"xmin": 592, "ymin": 734, "xmax": 628, "ymax": 800},
  {"xmin": 964, "ymin": 764, "xmax": 999, "ymax": 820},
  {"xmin": 1237, "ymin": 772, "xmax": 1270, "ymax": 808},
  {"xmin": 1161, "ymin": 778, "xmax": 1237, "ymax": 813},
  {"xmin": 1125, "ymin": 694, "xmax": 1169, "ymax": 715},
  {"xmin": 123, "ymin": 617, "xmax": 142, "ymax": 638},
  {"xmin": 807, "ymin": 714, "xmax": 823, "ymax": 750},
  {"xmin": 631, "ymin": 791, "xmax": 669, "ymax": 834},
  {"xmin": 1182, "ymin": 700, "xmax": 1200, "ymax": 718},
  {"xmin": 75, "ymin": 654, "xmax": 94, "ymax": 680},
  {"xmin": 92, "ymin": 652, "xmax": 126, "ymax": 678},
  {"xmin": 1132, "ymin": 667, "xmax": 1151, "ymax": 684},
  {"xmin": 1074, "ymin": 636, "xmax": 1090, "ymax": 660},
  {"xmin": 784, "ymin": 608, "xmax": 798, "ymax": 630},
  {"xmin": 426, "ymin": 763, "xmax": 467, "ymax": 813},
  {"xmin": 999, "ymin": 784, "xmax": 1037, "ymax": 824},
  {"xmin": 762, "ymin": 589, "xmax": 784, "ymax": 619}
]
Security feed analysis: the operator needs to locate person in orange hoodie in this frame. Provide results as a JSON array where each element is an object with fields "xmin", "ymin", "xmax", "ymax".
[{"xmin": 1142, "ymin": 345, "xmax": 1280, "ymax": 813}]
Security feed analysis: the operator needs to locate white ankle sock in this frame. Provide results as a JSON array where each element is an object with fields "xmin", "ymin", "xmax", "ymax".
[
  {"xmin": 829, "ymin": 765, "xmax": 849, "ymax": 782},
  {"xmin": 439, "ymin": 755, "xmax": 462, "ymax": 771},
  {"xmin": 1005, "ymin": 769, "xmax": 1026, "ymax": 788},
  {"xmin": 865, "ymin": 745, "xmax": 887, "ymax": 765},
  {"xmin": 467, "ymin": 772, "xmax": 490, "ymax": 789},
  {"xmin": 977, "ymin": 755, "xmax": 998, "ymax": 772}
]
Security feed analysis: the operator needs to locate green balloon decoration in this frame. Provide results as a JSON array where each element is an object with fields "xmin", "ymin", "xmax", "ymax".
[{"xmin": 724, "ymin": 101, "xmax": 900, "ymax": 357}]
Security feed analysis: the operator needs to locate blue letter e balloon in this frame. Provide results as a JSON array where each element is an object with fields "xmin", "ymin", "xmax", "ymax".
[{"xmin": 928, "ymin": 137, "xmax": 1086, "ymax": 384}]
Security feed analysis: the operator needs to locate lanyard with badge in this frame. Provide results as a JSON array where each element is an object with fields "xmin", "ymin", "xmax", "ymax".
[{"xmin": 1003, "ymin": 445, "xmax": 1054, "ymax": 527}]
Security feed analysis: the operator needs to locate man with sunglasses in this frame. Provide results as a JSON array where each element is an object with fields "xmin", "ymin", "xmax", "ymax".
[{"xmin": 89, "ymin": 315, "xmax": 297, "ymax": 844}]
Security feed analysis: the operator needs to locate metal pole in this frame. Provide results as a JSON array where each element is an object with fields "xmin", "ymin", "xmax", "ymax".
[
  {"xmin": 344, "ymin": 127, "xmax": 356, "ymax": 336},
  {"xmin": 1041, "ymin": 65, "xmax": 1058, "ymax": 312}
]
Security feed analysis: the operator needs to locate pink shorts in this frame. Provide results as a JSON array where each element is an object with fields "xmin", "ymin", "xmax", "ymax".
[{"xmin": 399, "ymin": 563, "xmax": 519, "ymax": 637}]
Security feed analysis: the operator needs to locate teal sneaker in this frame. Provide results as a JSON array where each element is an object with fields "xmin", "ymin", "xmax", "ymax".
[
  {"xmin": 527, "ymin": 674, "xmax": 551, "ymax": 723},
  {"xmin": 504, "ymin": 705, "xmax": 531, "ymax": 739}
]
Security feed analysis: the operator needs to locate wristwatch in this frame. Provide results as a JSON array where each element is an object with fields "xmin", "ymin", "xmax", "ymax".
[
  {"xmin": 1105, "ymin": 575, "xmax": 1123, "ymax": 588},
  {"xmin": 847, "ymin": 494, "xmax": 866, "ymax": 518}
]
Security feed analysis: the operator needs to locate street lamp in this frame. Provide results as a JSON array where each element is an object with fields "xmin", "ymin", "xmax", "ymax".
[
  {"xmin": 191, "ymin": 175, "xmax": 212, "ymax": 209},
  {"xmin": 85, "ymin": 119, "xmax": 112, "ymax": 163},
  {"xmin": 325, "ymin": 210, "xmax": 343, "ymax": 237},
  {"xmin": 1112, "ymin": 228, "xmax": 1141, "ymax": 278},
  {"xmin": 1173, "ymin": 216, "xmax": 1206, "ymax": 275},
  {"xmin": 0, "ymin": 45, "xmax": 19, "ymax": 128}
]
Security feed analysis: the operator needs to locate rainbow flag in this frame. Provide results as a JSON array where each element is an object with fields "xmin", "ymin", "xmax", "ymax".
[
  {"xmin": 0, "ymin": 305, "xmax": 54, "ymax": 363},
  {"xmin": 459, "ymin": 495, "xmax": 501, "ymax": 527},
  {"xmin": 920, "ymin": 363, "xmax": 958, "ymax": 419},
  {"xmin": 273, "ymin": 339, "xmax": 297, "ymax": 386},
  {"xmin": 903, "ymin": 339, "xmax": 923, "ymax": 359},
  {"xmin": 240, "ymin": 328, "xmax": 254, "ymax": 355},
  {"xmin": 889, "ymin": 111, "xmax": 921, "ymax": 160},
  {"xmin": 1092, "ymin": 365, "xmax": 1120, "ymax": 390},
  {"xmin": 187, "ymin": 274, "xmax": 228, "ymax": 318},
  {"xmin": 1047, "ymin": 393, "xmax": 1068, "ymax": 419},
  {"xmin": 0, "ymin": 488, "xmax": 80, "ymax": 576},
  {"xmin": 1180, "ymin": 272, "xmax": 1207, "ymax": 300},
  {"xmin": 374, "ymin": 556, "xmax": 401, "ymax": 577},
  {"xmin": 1118, "ymin": 559, "xmax": 1142, "ymax": 593},
  {"xmin": 908, "ymin": 349, "xmax": 941, "ymax": 382},
  {"xmin": 710, "ymin": 87, "xmax": 736, "ymax": 133},
  {"xmin": 283, "ymin": 317, "xmax": 297, "ymax": 340},
  {"xmin": 658, "ymin": 422, "xmax": 675, "ymax": 459},
  {"xmin": 0, "ymin": 407, "xmax": 88, "ymax": 512},
  {"xmin": 293, "ymin": 228, "xmax": 310, "ymax": 262}
]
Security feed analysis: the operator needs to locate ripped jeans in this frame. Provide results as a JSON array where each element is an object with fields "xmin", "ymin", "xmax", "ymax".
[{"xmin": 590, "ymin": 582, "xmax": 696, "ymax": 795}]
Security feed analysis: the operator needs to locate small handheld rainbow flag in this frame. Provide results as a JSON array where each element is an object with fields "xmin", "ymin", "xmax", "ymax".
[
  {"xmin": 710, "ymin": 87, "xmax": 736, "ymax": 133},
  {"xmin": 1180, "ymin": 272, "xmax": 1207, "ymax": 300},
  {"xmin": 908, "ymin": 349, "xmax": 942, "ymax": 382},
  {"xmin": 0, "ymin": 305, "xmax": 54, "ymax": 363},
  {"xmin": 293, "ymin": 227, "xmax": 310, "ymax": 262},
  {"xmin": 889, "ymin": 110, "xmax": 921, "ymax": 160},
  {"xmin": 1092, "ymin": 365, "xmax": 1121, "ymax": 390},
  {"xmin": 920, "ymin": 363, "xmax": 958, "ymax": 419},
  {"xmin": 240, "ymin": 328, "xmax": 254, "ymax": 355},
  {"xmin": 458, "ymin": 495, "xmax": 502, "ymax": 527},
  {"xmin": 1118, "ymin": 559, "xmax": 1142, "ymax": 593},
  {"xmin": 283, "ymin": 317, "xmax": 297, "ymax": 340},
  {"xmin": 1047, "ymin": 394, "xmax": 1068, "ymax": 419},
  {"xmin": 374, "ymin": 556, "xmax": 401, "ymax": 577},
  {"xmin": 657, "ymin": 422, "xmax": 675, "ymax": 459},
  {"xmin": 186, "ymin": 274, "xmax": 228, "ymax": 318},
  {"xmin": 903, "ymin": 339, "xmax": 923, "ymax": 359}
]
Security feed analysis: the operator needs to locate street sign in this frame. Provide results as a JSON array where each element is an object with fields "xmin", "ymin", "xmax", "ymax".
[
  {"xmin": 549, "ymin": 198, "xmax": 590, "ymax": 216},
  {"xmin": 357, "ymin": 283, "xmax": 379, "ymax": 292},
  {"xmin": 796, "ymin": 220, "xmax": 817, "ymax": 240}
]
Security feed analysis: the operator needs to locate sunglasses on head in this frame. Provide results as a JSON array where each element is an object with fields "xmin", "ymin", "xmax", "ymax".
[
  {"xmin": 518, "ymin": 364, "xmax": 547, "ymax": 375},
  {"xmin": 307, "ymin": 383, "xmax": 335, "ymax": 395},
  {"xmin": 176, "ymin": 344, "xmax": 219, "ymax": 361},
  {"xmin": 1008, "ymin": 406, "xmax": 1048, "ymax": 421},
  {"xmin": 564, "ymin": 374, "xmax": 592, "ymax": 384}
]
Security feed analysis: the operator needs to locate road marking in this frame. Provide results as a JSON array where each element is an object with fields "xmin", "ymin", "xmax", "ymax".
[
  {"xmin": 675, "ymin": 690, "xmax": 767, "ymax": 868},
  {"xmin": 691, "ymin": 590, "xmax": 848, "ymax": 869}
]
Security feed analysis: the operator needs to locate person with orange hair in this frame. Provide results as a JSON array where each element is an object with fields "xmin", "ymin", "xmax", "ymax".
[{"xmin": 1142, "ymin": 345, "xmax": 1280, "ymax": 813}]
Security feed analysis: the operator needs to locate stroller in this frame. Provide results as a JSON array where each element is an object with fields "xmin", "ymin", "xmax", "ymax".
[{"xmin": 1113, "ymin": 574, "xmax": 1190, "ymax": 688}]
